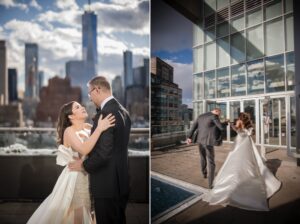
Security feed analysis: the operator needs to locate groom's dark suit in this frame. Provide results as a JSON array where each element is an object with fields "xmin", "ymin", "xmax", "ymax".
[
  {"xmin": 83, "ymin": 98, "xmax": 131, "ymax": 224},
  {"xmin": 188, "ymin": 112, "xmax": 226, "ymax": 189}
]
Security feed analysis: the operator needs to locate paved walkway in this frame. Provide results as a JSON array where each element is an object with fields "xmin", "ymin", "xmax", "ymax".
[
  {"xmin": 0, "ymin": 202, "xmax": 149, "ymax": 224},
  {"xmin": 151, "ymin": 143, "xmax": 300, "ymax": 224}
]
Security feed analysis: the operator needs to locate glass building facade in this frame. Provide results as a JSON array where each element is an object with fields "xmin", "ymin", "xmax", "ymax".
[{"xmin": 193, "ymin": 0, "xmax": 296, "ymax": 152}]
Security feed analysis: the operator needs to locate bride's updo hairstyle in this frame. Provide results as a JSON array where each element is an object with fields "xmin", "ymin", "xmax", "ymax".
[
  {"xmin": 238, "ymin": 112, "xmax": 253, "ymax": 129},
  {"xmin": 57, "ymin": 101, "xmax": 75, "ymax": 145}
]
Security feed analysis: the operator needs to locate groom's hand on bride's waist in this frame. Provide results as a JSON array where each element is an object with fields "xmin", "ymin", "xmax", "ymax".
[{"xmin": 68, "ymin": 158, "xmax": 84, "ymax": 172}]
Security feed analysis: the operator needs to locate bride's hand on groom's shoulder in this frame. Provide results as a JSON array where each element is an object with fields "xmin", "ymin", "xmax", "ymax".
[{"xmin": 97, "ymin": 113, "xmax": 116, "ymax": 132}]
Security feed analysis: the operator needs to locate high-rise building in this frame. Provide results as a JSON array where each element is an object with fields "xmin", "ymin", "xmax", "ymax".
[
  {"xmin": 151, "ymin": 57, "xmax": 184, "ymax": 147},
  {"xmin": 165, "ymin": 0, "xmax": 298, "ymax": 159},
  {"xmin": 112, "ymin": 76, "xmax": 124, "ymax": 106},
  {"xmin": 8, "ymin": 68, "xmax": 18, "ymax": 103},
  {"xmin": 123, "ymin": 50, "xmax": 133, "ymax": 89},
  {"xmin": 25, "ymin": 43, "xmax": 38, "ymax": 99},
  {"xmin": 0, "ymin": 40, "xmax": 8, "ymax": 105},
  {"xmin": 38, "ymin": 71, "xmax": 44, "ymax": 94}
]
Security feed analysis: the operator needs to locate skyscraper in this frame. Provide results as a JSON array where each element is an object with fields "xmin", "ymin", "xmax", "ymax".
[
  {"xmin": 112, "ymin": 75, "xmax": 124, "ymax": 105},
  {"xmin": 38, "ymin": 71, "xmax": 44, "ymax": 94},
  {"xmin": 0, "ymin": 40, "xmax": 8, "ymax": 105},
  {"xmin": 25, "ymin": 43, "xmax": 38, "ymax": 99},
  {"xmin": 123, "ymin": 50, "xmax": 133, "ymax": 89},
  {"xmin": 8, "ymin": 68, "xmax": 18, "ymax": 103}
]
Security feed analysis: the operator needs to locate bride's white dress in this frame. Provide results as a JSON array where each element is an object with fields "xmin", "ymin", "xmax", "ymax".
[
  {"xmin": 27, "ymin": 129, "xmax": 93, "ymax": 224},
  {"xmin": 202, "ymin": 128, "xmax": 281, "ymax": 211}
]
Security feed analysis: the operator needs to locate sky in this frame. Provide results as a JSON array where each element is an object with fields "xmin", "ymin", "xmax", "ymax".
[
  {"xmin": 151, "ymin": 0, "xmax": 193, "ymax": 108},
  {"xmin": 0, "ymin": 0, "xmax": 150, "ymax": 92}
]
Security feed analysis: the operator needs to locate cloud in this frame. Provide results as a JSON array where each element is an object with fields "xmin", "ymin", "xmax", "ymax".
[
  {"xmin": 55, "ymin": 0, "xmax": 78, "ymax": 10},
  {"xmin": 165, "ymin": 60, "xmax": 193, "ymax": 107},
  {"xmin": 30, "ymin": 0, "xmax": 42, "ymax": 11},
  {"xmin": 0, "ymin": 0, "xmax": 27, "ymax": 10}
]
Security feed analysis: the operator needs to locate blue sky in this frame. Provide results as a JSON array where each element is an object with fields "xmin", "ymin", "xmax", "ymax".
[
  {"xmin": 151, "ymin": 0, "xmax": 193, "ymax": 108},
  {"xmin": 0, "ymin": 0, "xmax": 149, "ymax": 93}
]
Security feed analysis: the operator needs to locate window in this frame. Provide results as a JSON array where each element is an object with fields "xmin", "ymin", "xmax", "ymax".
[
  {"xmin": 205, "ymin": 42, "xmax": 216, "ymax": 70},
  {"xmin": 193, "ymin": 23, "xmax": 204, "ymax": 46},
  {"xmin": 247, "ymin": 59, "xmax": 264, "ymax": 95},
  {"xmin": 204, "ymin": 0, "xmax": 216, "ymax": 17},
  {"xmin": 286, "ymin": 52, "xmax": 295, "ymax": 91},
  {"xmin": 231, "ymin": 64, "xmax": 246, "ymax": 96},
  {"xmin": 265, "ymin": 0, "xmax": 282, "ymax": 21},
  {"xmin": 246, "ymin": 25, "xmax": 263, "ymax": 60},
  {"xmin": 193, "ymin": 73, "xmax": 204, "ymax": 100},
  {"xmin": 285, "ymin": 15, "xmax": 294, "ymax": 51},
  {"xmin": 217, "ymin": 22, "xmax": 229, "ymax": 38},
  {"xmin": 231, "ymin": 32, "xmax": 246, "ymax": 64},
  {"xmin": 217, "ymin": 37, "xmax": 230, "ymax": 67},
  {"xmin": 205, "ymin": 27, "xmax": 215, "ymax": 43},
  {"xmin": 285, "ymin": 0, "xmax": 293, "ymax": 13},
  {"xmin": 246, "ymin": 8, "xmax": 262, "ymax": 27},
  {"xmin": 204, "ymin": 70, "xmax": 216, "ymax": 98},
  {"xmin": 265, "ymin": 18, "xmax": 283, "ymax": 56},
  {"xmin": 231, "ymin": 15, "xmax": 244, "ymax": 33},
  {"xmin": 265, "ymin": 54, "xmax": 285, "ymax": 93},
  {"xmin": 217, "ymin": 0, "xmax": 229, "ymax": 10},
  {"xmin": 217, "ymin": 67, "xmax": 230, "ymax": 98},
  {"xmin": 193, "ymin": 46, "xmax": 203, "ymax": 73}
]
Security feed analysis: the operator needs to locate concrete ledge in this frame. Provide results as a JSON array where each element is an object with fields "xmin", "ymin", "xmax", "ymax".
[{"xmin": 0, "ymin": 155, "xmax": 149, "ymax": 203}]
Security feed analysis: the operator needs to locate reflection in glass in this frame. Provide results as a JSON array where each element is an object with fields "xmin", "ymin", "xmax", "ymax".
[
  {"xmin": 217, "ymin": 22, "xmax": 229, "ymax": 38},
  {"xmin": 231, "ymin": 32, "xmax": 246, "ymax": 64},
  {"xmin": 193, "ymin": 73, "xmax": 203, "ymax": 100},
  {"xmin": 265, "ymin": 54, "xmax": 285, "ymax": 93},
  {"xmin": 231, "ymin": 64, "xmax": 246, "ymax": 96},
  {"xmin": 285, "ymin": 0, "xmax": 293, "ymax": 13},
  {"xmin": 291, "ymin": 96, "xmax": 296, "ymax": 148},
  {"xmin": 217, "ymin": 37, "xmax": 230, "ymax": 68},
  {"xmin": 265, "ymin": 0, "xmax": 282, "ymax": 20},
  {"xmin": 205, "ymin": 42, "xmax": 216, "ymax": 70},
  {"xmin": 217, "ymin": 0, "xmax": 229, "ymax": 10},
  {"xmin": 217, "ymin": 67, "xmax": 229, "ymax": 98},
  {"xmin": 244, "ymin": 100, "xmax": 256, "ymax": 143},
  {"xmin": 265, "ymin": 18, "xmax": 283, "ymax": 56},
  {"xmin": 204, "ymin": 0, "xmax": 216, "ymax": 17},
  {"xmin": 286, "ymin": 52, "xmax": 295, "ymax": 91},
  {"xmin": 205, "ymin": 27, "xmax": 215, "ymax": 43},
  {"xmin": 231, "ymin": 15, "xmax": 244, "ymax": 33},
  {"xmin": 246, "ymin": 25, "xmax": 263, "ymax": 60},
  {"xmin": 230, "ymin": 101, "xmax": 240, "ymax": 141},
  {"xmin": 193, "ymin": 23, "xmax": 204, "ymax": 46},
  {"xmin": 204, "ymin": 70, "xmax": 216, "ymax": 99},
  {"xmin": 247, "ymin": 59, "xmax": 264, "ymax": 95},
  {"xmin": 246, "ymin": 8, "xmax": 262, "ymax": 27},
  {"xmin": 193, "ymin": 46, "xmax": 203, "ymax": 73},
  {"xmin": 285, "ymin": 15, "xmax": 294, "ymax": 51}
]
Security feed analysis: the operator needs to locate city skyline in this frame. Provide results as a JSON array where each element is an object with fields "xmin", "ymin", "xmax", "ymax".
[{"xmin": 0, "ymin": 0, "xmax": 150, "ymax": 93}]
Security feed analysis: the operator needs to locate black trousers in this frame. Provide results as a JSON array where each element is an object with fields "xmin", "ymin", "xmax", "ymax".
[
  {"xmin": 198, "ymin": 144, "xmax": 215, "ymax": 188},
  {"xmin": 94, "ymin": 195, "xmax": 128, "ymax": 224}
]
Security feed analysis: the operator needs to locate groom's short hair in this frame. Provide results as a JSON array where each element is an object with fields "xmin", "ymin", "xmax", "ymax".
[{"xmin": 88, "ymin": 76, "xmax": 111, "ymax": 91}]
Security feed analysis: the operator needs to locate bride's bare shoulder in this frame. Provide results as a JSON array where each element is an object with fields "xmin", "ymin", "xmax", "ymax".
[{"xmin": 84, "ymin": 123, "xmax": 92, "ymax": 130}]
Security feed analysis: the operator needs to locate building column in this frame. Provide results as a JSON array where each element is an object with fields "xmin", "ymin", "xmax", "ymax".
[{"xmin": 294, "ymin": 0, "xmax": 300, "ymax": 166}]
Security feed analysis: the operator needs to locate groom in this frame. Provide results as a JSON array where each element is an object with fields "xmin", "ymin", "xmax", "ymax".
[
  {"xmin": 69, "ymin": 76, "xmax": 131, "ymax": 224},
  {"xmin": 187, "ymin": 108, "xmax": 227, "ymax": 189}
]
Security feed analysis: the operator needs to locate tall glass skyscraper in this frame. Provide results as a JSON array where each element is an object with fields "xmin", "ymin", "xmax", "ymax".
[
  {"xmin": 165, "ymin": 0, "xmax": 297, "ymax": 157},
  {"xmin": 25, "ymin": 43, "xmax": 38, "ymax": 99},
  {"xmin": 0, "ymin": 40, "xmax": 8, "ymax": 105},
  {"xmin": 8, "ymin": 68, "xmax": 18, "ymax": 103},
  {"xmin": 124, "ymin": 50, "xmax": 133, "ymax": 89}
]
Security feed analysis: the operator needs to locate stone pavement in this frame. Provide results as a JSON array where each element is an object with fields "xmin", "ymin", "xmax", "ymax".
[
  {"xmin": 151, "ymin": 143, "xmax": 300, "ymax": 224},
  {"xmin": 0, "ymin": 202, "xmax": 149, "ymax": 224}
]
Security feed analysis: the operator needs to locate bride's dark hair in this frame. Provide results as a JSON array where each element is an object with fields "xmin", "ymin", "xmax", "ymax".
[
  {"xmin": 57, "ymin": 101, "xmax": 75, "ymax": 145},
  {"xmin": 238, "ymin": 112, "xmax": 253, "ymax": 129}
]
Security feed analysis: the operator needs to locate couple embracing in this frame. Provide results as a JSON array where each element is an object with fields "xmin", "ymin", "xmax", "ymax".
[{"xmin": 27, "ymin": 76, "xmax": 131, "ymax": 224}]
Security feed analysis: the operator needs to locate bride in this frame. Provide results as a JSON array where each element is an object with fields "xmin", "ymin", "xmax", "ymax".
[
  {"xmin": 27, "ymin": 101, "xmax": 115, "ymax": 224},
  {"xmin": 202, "ymin": 112, "xmax": 281, "ymax": 211}
]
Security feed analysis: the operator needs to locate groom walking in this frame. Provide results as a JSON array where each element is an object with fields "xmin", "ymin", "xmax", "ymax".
[
  {"xmin": 69, "ymin": 76, "xmax": 131, "ymax": 224},
  {"xmin": 187, "ymin": 108, "xmax": 227, "ymax": 189}
]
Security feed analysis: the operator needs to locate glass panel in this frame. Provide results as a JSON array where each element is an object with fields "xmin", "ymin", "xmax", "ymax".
[
  {"xmin": 231, "ymin": 15, "xmax": 244, "ymax": 33},
  {"xmin": 285, "ymin": 15, "xmax": 294, "ymax": 51},
  {"xmin": 205, "ymin": 27, "xmax": 215, "ymax": 43},
  {"xmin": 193, "ymin": 101, "xmax": 203, "ymax": 119},
  {"xmin": 291, "ymin": 96, "xmax": 296, "ymax": 147},
  {"xmin": 265, "ymin": 54, "xmax": 285, "ymax": 93},
  {"xmin": 280, "ymin": 98, "xmax": 286, "ymax": 145},
  {"xmin": 204, "ymin": 70, "xmax": 216, "ymax": 99},
  {"xmin": 246, "ymin": 25, "xmax": 263, "ymax": 60},
  {"xmin": 193, "ymin": 46, "xmax": 203, "ymax": 73},
  {"xmin": 244, "ymin": 100, "xmax": 256, "ymax": 143},
  {"xmin": 231, "ymin": 32, "xmax": 246, "ymax": 64},
  {"xmin": 246, "ymin": 8, "xmax": 262, "ymax": 27},
  {"xmin": 265, "ymin": 0, "xmax": 282, "ymax": 20},
  {"xmin": 217, "ymin": 0, "xmax": 229, "ymax": 10},
  {"xmin": 247, "ymin": 59, "xmax": 264, "ymax": 95},
  {"xmin": 231, "ymin": 64, "xmax": 246, "ymax": 96},
  {"xmin": 286, "ymin": 52, "xmax": 295, "ymax": 91},
  {"xmin": 268, "ymin": 99, "xmax": 279, "ymax": 145},
  {"xmin": 229, "ymin": 101, "xmax": 241, "ymax": 141},
  {"xmin": 193, "ymin": 73, "xmax": 204, "ymax": 100},
  {"xmin": 217, "ymin": 67, "xmax": 230, "ymax": 97},
  {"xmin": 265, "ymin": 18, "xmax": 284, "ymax": 56},
  {"xmin": 285, "ymin": 0, "xmax": 293, "ymax": 13},
  {"xmin": 217, "ymin": 22, "xmax": 229, "ymax": 38},
  {"xmin": 217, "ymin": 37, "xmax": 230, "ymax": 67},
  {"xmin": 205, "ymin": 42, "xmax": 216, "ymax": 70},
  {"xmin": 204, "ymin": 0, "xmax": 216, "ymax": 17},
  {"xmin": 193, "ymin": 23, "xmax": 204, "ymax": 46}
]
